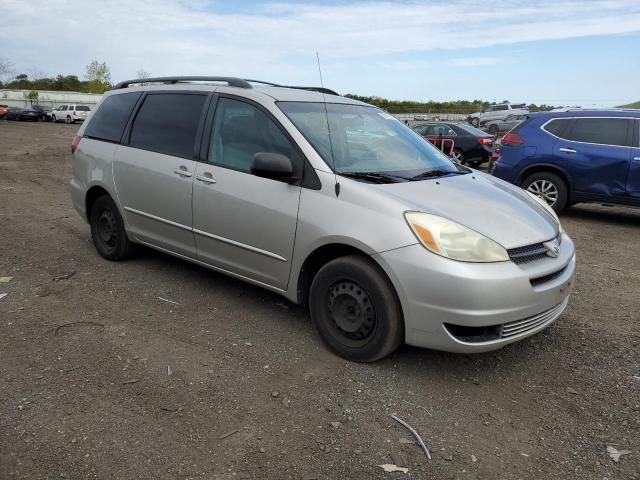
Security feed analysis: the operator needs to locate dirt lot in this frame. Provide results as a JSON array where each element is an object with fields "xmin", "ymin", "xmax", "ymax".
[{"xmin": 1, "ymin": 121, "xmax": 639, "ymax": 479}]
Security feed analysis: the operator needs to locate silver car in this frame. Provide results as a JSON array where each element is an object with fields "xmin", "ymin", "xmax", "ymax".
[
  {"xmin": 70, "ymin": 76, "xmax": 576, "ymax": 362},
  {"xmin": 485, "ymin": 114, "xmax": 527, "ymax": 134}
]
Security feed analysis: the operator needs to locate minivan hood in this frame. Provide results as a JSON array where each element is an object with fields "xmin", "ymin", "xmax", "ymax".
[{"xmin": 376, "ymin": 172, "xmax": 558, "ymax": 249}]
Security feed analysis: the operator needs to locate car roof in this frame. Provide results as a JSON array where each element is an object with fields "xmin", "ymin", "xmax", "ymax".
[
  {"xmin": 532, "ymin": 109, "xmax": 640, "ymax": 119},
  {"xmin": 105, "ymin": 79, "xmax": 369, "ymax": 106}
]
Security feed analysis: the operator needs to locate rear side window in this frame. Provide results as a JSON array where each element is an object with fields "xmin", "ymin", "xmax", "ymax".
[
  {"xmin": 84, "ymin": 93, "xmax": 141, "ymax": 143},
  {"xmin": 130, "ymin": 93, "xmax": 207, "ymax": 158},
  {"xmin": 76, "ymin": 106, "xmax": 90, "ymax": 111},
  {"xmin": 542, "ymin": 118, "xmax": 572, "ymax": 137},
  {"xmin": 564, "ymin": 118, "xmax": 631, "ymax": 147}
]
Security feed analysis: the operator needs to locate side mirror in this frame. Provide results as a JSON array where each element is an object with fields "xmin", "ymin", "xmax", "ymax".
[{"xmin": 250, "ymin": 152, "xmax": 294, "ymax": 181}]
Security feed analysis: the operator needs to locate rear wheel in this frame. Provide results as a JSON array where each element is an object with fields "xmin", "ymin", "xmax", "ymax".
[
  {"xmin": 309, "ymin": 255, "xmax": 404, "ymax": 362},
  {"xmin": 89, "ymin": 195, "xmax": 135, "ymax": 260},
  {"xmin": 522, "ymin": 172, "xmax": 568, "ymax": 212},
  {"xmin": 66, "ymin": 115, "xmax": 72, "ymax": 124},
  {"xmin": 471, "ymin": 117, "xmax": 480, "ymax": 127}
]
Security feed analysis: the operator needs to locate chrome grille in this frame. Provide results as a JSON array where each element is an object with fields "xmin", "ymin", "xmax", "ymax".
[
  {"xmin": 507, "ymin": 242, "xmax": 548, "ymax": 264},
  {"xmin": 500, "ymin": 298, "xmax": 568, "ymax": 339}
]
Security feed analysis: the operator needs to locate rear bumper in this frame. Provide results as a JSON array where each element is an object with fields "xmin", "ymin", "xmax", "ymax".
[{"xmin": 374, "ymin": 233, "xmax": 576, "ymax": 353}]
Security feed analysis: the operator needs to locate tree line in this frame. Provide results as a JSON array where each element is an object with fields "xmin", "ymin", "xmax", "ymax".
[
  {"xmin": 344, "ymin": 94, "xmax": 557, "ymax": 114},
  {"xmin": 0, "ymin": 59, "xmax": 124, "ymax": 94}
]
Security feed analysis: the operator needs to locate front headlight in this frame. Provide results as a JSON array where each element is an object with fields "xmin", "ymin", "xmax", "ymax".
[
  {"xmin": 526, "ymin": 191, "xmax": 561, "ymax": 226},
  {"xmin": 404, "ymin": 212, "xmax": 509, "ymax": 262}
]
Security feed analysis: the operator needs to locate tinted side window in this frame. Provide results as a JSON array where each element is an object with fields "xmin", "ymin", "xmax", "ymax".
[
  {"xmin": 543, "ymin": 118, "xmax": 572, "ymax": 137},
  {"xmin": 412, "ymin": 125, "xmax": 428, "ymax": 136},
  {"xmin": 84, "ymin": 92, "xmax": 142, "ymax": 143},
  {"xmin": 564, "ymin": 118, "xmax": 631, "ymax": 147},
  {"xmin": 208, "ymin": 98, "xmax": 293, "ymax": 173},
  {"xmin": 130, "ymin": 93, "xmax": 207, "ymax": 158},
  {"xmin": 496, "ymin": 105, "xmax": 508, "ymax": 111}
]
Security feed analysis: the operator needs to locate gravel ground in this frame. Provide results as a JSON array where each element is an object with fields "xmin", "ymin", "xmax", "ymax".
[{"xmin": 1, "ymin": 121, "xmax": 639, "ymax": 479}]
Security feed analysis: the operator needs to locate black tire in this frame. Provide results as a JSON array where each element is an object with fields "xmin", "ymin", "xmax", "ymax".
[
  {"xmin": 309, "ymin": 255, "xmax": 404, "ymax": 362},
  {"xmin": 471, "ymin": 117, "xmax": 480, "ymax": 127},
  {"xmin": 66, "ymin": 115, "xmax": 72, "ymax": 124},
  {"xmin": 522, "ymin": 171, "xmax": 568, "ymax": 212},
  {"xmin": 488, "ymin": 124, "xmax": 499, "ymax": 134},
  {"xmin": 89, "ymin": 195, "xmax": 135, "ymax": 260},
  {"xmin": 52, "ymin": 115, "xmax": 57, "ymax": 123}
]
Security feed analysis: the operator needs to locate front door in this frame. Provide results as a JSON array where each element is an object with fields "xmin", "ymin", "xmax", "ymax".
[
  {"xmin": 113, "ymin": 92, "xmax": 208, "ymax": 257},
  {"xmin": 192, "ymin": 96, "xmax": 301, "ymax": 291}
]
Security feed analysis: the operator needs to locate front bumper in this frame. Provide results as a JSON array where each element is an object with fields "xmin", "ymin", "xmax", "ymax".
[{"xmin": 374, "ymin": 232, "xmax": 576, "ymax": 353}]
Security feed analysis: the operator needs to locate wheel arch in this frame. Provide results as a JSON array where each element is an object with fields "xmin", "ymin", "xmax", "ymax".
[
  {"xmin": 85, "ymin": 184, "xmax": 113, "ymax": 220},
  {"xmin": 294, "ymin": 242, "xmax": 401, "ymax": 312},
  {"xmin": 518, "ymin": 164, "xmax": 572, "ymax": 196}
]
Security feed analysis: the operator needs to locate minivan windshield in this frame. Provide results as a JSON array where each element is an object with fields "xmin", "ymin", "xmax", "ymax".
[{"xmin": 278, "ymin": 102, "xmax": 462, "ymax": 181}]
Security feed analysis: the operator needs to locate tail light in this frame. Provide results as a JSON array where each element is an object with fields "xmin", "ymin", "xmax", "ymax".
[
  {"xmin": 502, "ymin": 132, "xmax": 524, "ymax": 146},
  {"xmin": 477, "ymin": 137, "xmax": 493, "ymax": 146},
  {"xmin": 71, "ymin": 134, "xmax": 81, "ymax": 154}
]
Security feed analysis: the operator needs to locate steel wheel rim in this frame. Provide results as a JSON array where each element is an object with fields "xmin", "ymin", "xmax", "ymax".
[
  {"xmin": 97, "ymin": 210, "xmax": 118, "ymax": 248},
  {"xmin": 452, "ymin": 151, "xmax": 463, "ymax": 163},
  {"xmin": 527, "ymin": 180, "xmax": 558, "ymax": 206},
  {"xmin": 327, "ymin": 280, "xmax": 376, "ymax": 346}
]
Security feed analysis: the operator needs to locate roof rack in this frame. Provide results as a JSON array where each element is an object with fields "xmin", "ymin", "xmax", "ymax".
[
  {"xmin": 113, "ymin": 76, "xmax": 252, "ymax": 90},
  {"xmin": 245, "ymin": 79, "xmax": 340, "ymax": 96}
]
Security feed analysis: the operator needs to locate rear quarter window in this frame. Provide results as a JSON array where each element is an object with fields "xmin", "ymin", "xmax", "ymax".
[
  {"xmin": 542, "ymin": 118, "xmax": 572, "ymax": 138},
  {"xmin": 84, "ymin": 92, "xmax": 142, "ymax": 143}
]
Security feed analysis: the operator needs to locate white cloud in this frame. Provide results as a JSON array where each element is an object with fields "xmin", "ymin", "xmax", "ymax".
[
  {"xmin": 451, "ymin": 57, "xmax": 503, "ymax": 67},
  {"xmin": 0, "ymin": 0, "xmax": 638, "ymax": 89}
]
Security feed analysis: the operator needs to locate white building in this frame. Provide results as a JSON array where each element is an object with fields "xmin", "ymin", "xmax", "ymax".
[{"xmin": 0, "ymin": 89, "xmax": 103, "ymax": 108}]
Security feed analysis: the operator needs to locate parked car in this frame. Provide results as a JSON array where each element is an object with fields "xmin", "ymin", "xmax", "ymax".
[
  {"xmin": 492, "ymin": 109, "xmax": 640, "ymax": 212},
  {"xmin": 4, "ymin": 107, "xmax": 41, "ymax": 121},
  {"xmin": 484, "ymin": 114, "xmax": 527, "ymax": 134},
  {"xmin": 0, "ymin": 105, "xmax": 8, "ymax": 119},
  {"xmin": 413, "ymin": 114, "xmax": 429, "ymax": 121},
  {"xmin": 32, "ymin": 105, "xmax": 53, "ymax": 121},
  {"xmin": 468, "ymin": 103, "xmax": 529, "ymax": 127},
  {"xmin": 412, "ymin": 122, "xmax": 494, "ymax": 167},
  {"xmin": 70, "ymin": 76, "xmax": 575, "ymax": 362},
  {"xmin": 51, "ymin": 104, "xmax": 91, "ymax": 123}
]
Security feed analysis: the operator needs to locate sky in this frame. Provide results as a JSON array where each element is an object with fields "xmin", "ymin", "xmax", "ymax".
[{"xmin": 1, "ymin": 0, "xmax": 639, "ymax": 106}]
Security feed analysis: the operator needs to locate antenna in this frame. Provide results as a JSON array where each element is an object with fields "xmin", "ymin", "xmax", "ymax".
[{"xmin": 316, "ymin": 52, "xmax": 340, "ymax": 196}]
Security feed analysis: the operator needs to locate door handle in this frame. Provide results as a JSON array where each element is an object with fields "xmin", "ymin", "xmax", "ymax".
[
  {"xmin": 174, "ymin": 166, "xmax": 192, "ymax": 178},
  {"xmin": 196, "ymin": 172, "xmax": 216, "ymax": 184},
  {"xmin": 559, "ymin": 147, "xmax": 576, "ymax": 154},
  {"xmin": 633, "ymin": 156, "xmax": 640, "ymax": 162}
]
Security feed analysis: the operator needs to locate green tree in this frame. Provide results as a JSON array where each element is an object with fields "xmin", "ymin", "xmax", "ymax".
[
  {"xmin": 27, "ymin": 89, "xmax": 39, "ymax": 105},
  {"xmin": 84, "ymin": 60, "xmax": 112, "ymax": 93}
]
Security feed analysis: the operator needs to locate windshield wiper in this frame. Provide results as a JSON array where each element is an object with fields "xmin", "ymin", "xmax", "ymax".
[
  {"xmin": 410, "ymin": 169, "xmax": 466, "ymax": 180},
  {"xmin": 339, "ymin": 172, "xmax": 407, "ymax": 183}
]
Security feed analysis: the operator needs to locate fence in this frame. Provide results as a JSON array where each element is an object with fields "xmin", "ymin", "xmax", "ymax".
[
  {"xmin": 0, "ymin": 89, "xmax": 103, "ymax": 109},
  {"xmin": 392, "ymin": 112, "xmax": 470, "ymax": 122}
]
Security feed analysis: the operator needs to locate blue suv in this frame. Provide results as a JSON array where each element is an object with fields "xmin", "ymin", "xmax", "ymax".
[{"xmin": 491, "ymin": 110, "xmax": 640, "ymax": 211}]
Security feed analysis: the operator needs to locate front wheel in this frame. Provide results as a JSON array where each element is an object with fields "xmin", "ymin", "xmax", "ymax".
[
  {"xmin": 522, "ymin": 172, "xmax": 568, "ymax": 212},
  {"xmin": 89, "ymin": 195, "xmax": 135, "ymax": 260},
  {"xmin": 309, "ymin": 255, "xmax": 404, "ymax": 362},
  {"xmin": 471, "ymin": 117, "xmax": 480, "ymax": 127}
]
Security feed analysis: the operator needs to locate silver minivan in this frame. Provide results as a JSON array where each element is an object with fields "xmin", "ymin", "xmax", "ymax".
[{"xmin": 70, "ymin": 76, "xmax": 576, "ymax": 362}]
